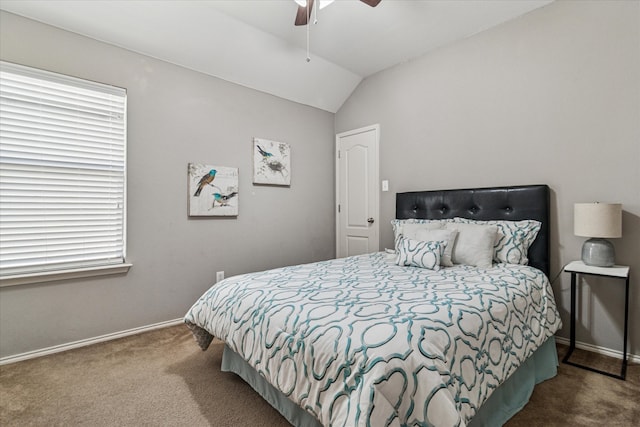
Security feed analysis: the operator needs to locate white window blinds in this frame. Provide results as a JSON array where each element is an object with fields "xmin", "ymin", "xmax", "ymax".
[{"xmin": 0, "ymin": 61, "xmax": 127, "ymax": 279}]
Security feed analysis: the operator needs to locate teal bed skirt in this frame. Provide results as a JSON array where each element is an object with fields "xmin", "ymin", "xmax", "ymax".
[{"xmin": 221, "ymin": 336, "xmax": 558, "ymax": 427}]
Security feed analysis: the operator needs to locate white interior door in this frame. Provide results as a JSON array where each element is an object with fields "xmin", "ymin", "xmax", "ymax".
[{"xmin": 336, "ymin": 124, "xmax": 379, "ymax": 258}]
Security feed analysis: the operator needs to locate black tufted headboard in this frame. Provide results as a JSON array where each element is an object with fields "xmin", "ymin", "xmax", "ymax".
[{"xmin": 396, "ymin": 185, "xmax": 550, "ymax": 277}]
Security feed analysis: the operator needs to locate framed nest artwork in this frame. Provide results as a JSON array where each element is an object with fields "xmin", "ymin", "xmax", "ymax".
[
  {"xmin": 188, "ymin": 163, "xmax": 239, "ymax": 217},
  {"xmin": 253, "ymin": 138, "xmax": 291, "ymax": 186}
]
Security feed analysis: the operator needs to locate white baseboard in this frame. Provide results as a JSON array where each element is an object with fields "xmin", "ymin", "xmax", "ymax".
[
  {"xmin": 555, "ymin": 336, "xmax": 640, "ymax": 364},
  {"xmin": 0, "ymin": 318, "xmax": 184, "ymax": 366}
]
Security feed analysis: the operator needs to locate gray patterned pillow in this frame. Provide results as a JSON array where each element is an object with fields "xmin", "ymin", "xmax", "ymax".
[
  {"xmin": 395, "ymin": 237, "xmax": 446, "ymax": 270},
  {"xmin": 451, "ymin": 217, "xmax": 541, "ymax": 265}
]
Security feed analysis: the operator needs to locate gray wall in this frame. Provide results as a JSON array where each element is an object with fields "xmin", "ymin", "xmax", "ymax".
[
  {"xmin": 2, "ymin": 1, "xmax": 639, "ymax": 361},
  {"xmin": 0, "ymin": 12, "xmax": 336, "ymax": 358},
  {"xmin": 336, "ymin": 0, "xmax": 640, "ymax": 356}
]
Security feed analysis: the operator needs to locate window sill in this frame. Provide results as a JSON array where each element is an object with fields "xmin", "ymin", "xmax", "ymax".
[{"xmin": 0, "ymin": 263, "xmax": 133, "ymax": 287}]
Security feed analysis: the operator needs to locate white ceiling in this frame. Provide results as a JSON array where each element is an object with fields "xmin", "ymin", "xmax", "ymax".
[{"xmin": 0, "ymin": 0, "xmax": 553, "ymax": 113}]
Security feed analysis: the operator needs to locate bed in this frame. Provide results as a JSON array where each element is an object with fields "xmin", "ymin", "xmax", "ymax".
[{"xmin": 185, "ymin": 184, "xmax": 561, "ymax": 427}]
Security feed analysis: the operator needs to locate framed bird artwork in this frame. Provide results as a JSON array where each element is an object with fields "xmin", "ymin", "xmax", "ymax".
[
  {"xmin": 188, "ymin": 163, "xmax": 239, "ymax": 217},
  {"xmin": 253, "ymin": 137, "xmax": 291, "ymax": 186}
]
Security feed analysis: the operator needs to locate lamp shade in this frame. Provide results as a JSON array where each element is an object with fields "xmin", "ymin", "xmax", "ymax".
[{"xmin": 574, "ymin": 203, "xmax": 622, "ymax": 238}]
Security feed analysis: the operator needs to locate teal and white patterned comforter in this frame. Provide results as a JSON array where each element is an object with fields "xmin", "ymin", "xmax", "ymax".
[{"xmin": 185, "ymin": 252, "xmax": 561, "ymax": 427}]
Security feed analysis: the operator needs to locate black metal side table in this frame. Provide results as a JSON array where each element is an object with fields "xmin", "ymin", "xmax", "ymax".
[{"xmin": 562, "ymin": 260, "xmax": 630, "ymax": 380}]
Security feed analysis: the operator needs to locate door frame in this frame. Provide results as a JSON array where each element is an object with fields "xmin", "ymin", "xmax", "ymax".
[{"xmin": 335, "ymin": 124, "xmax": 380, "ymax": 257}]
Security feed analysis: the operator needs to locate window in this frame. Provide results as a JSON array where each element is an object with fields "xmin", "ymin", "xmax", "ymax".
[{"xmin": 0, "ymin": 61, "xmax": 129, "ymax": 285}]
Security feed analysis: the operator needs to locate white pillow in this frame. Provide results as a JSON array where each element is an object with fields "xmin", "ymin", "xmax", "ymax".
[
  {"xmin": 395, "ymin": 238, "xmax": 446, "ymax": 270},
  {"xmin": 390, "ymin": 219, "xmax": 450, "ymax": 251},
  {"xmin": 408, "ymin": 228, "xmax": 458, "ymax": 267},
  {"xmin": 401, "ymin": 222, "xmax": 445, "ymax": 238},
  {"xmin": 444, "ymin": 222, "xmax": 498, "ymax": 268},
  {"xmin": 452, "ymin": 218, "xmax": 541, "ymax": 265},
  {"xmin": 391, "ymin": 218, "xmax": 447, "ymax": 239}
]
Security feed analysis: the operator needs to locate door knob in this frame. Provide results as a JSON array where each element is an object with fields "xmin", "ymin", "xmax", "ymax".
[{"xmin": 367, "ymin": 217, "xmax": 375, "ymax": 224}]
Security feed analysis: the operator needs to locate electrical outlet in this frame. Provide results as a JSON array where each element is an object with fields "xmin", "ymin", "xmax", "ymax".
[
  {"xmin": 382, "ymin": 180, "xmax": 389, "ymax": 192},
  {"xmin": 216, "ymin": 271, "xmax": 225, "ymax": 282}
]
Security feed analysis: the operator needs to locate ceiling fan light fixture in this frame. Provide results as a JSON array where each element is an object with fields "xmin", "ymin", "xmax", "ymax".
[
  {"xmin": 319, "ymin": 0, "xmax": 335, "ymax": 9},
  {"xmin": 295, "ymin": 0, "xmax": 334, "ymax": 9},
  {"xmin": 295, "ymin": 0, "xmax": 379, "ymax": 27}
]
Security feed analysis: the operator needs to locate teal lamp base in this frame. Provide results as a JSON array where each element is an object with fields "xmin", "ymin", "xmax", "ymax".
[{"xmin": 581, "ymin": 238, "xmax": 615, "ymax": 267}]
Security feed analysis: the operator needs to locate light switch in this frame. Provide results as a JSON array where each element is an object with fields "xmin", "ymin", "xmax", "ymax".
[{"xmin": 382, "ymin": 180, "xmax": 389, "ymax": 192}]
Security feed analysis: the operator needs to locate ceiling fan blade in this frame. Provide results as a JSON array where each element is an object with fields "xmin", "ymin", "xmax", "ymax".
[
  {"xmin": 294, "ymin": 0, "xmax": 315, "ymax": 26},
  {"xmin": 360, "ymin": 0, "xmax": 381, "ymax": 6}
]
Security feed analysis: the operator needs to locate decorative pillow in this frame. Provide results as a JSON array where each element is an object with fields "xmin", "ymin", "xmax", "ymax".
[
  {"xmin": 395, "ymin": 238, "xmax": 446, "ymax": 270},
  {"xmin": 406, "ymin": 228, "xmax": 458, "ymax": 267},
  {"xmin": 444, "ymin": 222, "xmax": 498, "ymax": 268},
  {"xmin": 391, "ymin": 218, "xmax": 447, "ymax": 238},
  {"xmin": 451, "ymin": 218, "xmax": 541, "ymax": 265},
  {"xmin": 390, "ymin": 219, "xmax": 451, "ymax": 251}
]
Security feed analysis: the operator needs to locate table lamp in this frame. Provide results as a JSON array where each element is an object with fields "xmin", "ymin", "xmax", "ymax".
[{"xmin": 574, "ymin": 202, "xmax": 622, "ymax": 267}]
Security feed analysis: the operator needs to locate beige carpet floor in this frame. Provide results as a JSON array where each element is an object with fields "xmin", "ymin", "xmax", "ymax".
[{"xmin": 1, "ymin": 324, "xmax": 638, "ymax": 426}]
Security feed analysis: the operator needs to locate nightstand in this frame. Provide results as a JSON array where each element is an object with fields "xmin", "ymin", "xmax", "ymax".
[{"xmin": 562, "ymin": 260, "xmax": 630, "ymax": 380}]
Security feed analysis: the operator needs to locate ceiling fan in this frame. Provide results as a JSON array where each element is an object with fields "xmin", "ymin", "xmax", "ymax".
[{"xmin": 294, "ymin": 0, "xmax": 382, "ymax": 26}]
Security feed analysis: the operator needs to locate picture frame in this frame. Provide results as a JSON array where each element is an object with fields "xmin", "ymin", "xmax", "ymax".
[
  {"xmin": 188, "ymin": 163, "xmax": 239, "ymax": 216},
  {"xmin": 253, "ymin": 137, "xmax": 291, "ymax": 186}
]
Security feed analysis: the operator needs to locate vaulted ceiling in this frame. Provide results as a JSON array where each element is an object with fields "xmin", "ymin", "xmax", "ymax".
[{"xmin": 0, "ymin": 0, "xmax": 553, "ymax": 112}]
